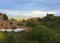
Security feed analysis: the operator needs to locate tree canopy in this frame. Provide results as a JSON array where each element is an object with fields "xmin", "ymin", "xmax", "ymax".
[{"xmin": 3, "ymin": 14, "xmax": 8, "ymax": 20}]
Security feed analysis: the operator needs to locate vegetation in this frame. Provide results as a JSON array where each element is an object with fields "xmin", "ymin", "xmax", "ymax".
[
  {"xmin": 30, "ymin": 25, "xmax": 60, "ymax": 43},
  {"xmin": 22, "ymin": 19, "xmax": 26, "ymax": 22},
  {"xmin": 0, "ymin": 32, "xmax": 4, "ymax": 41},
  {"xmin": 0, "ymin": 13, "xmax": 60, "ymax": 43},
  {"xmin": 37, "ymin": 14, "xmax": 60, "ymax": 32},
  {"xmin": 3, "ymin": 14, "xmax": 8, "ymax": 20},
  {"xmin": 17, "ymin": 23, "xmax": 24, "ymax": 26},
  {"xmin": 26, "ymin": 19, "xmax": 36, "ymax": 27}
]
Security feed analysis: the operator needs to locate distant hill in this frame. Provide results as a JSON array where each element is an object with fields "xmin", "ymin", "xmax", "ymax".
[{"xmin": 9, "ymin": 18, "xmax": 29, "ymax": 21}]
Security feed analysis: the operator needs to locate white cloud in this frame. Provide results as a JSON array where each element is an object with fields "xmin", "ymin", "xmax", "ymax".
[{"xmin": 0, "ymin": 9, "xmax": 56, "ymax": 18}]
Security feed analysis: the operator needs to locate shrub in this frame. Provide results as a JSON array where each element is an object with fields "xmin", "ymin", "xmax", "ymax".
[
  {"xmin": 0, "ymin": 32, "xmax": 4, "ymax": 41},
  {"xmin": 30, "ymin": 25, "xmax": 59, "ymax": 43}
]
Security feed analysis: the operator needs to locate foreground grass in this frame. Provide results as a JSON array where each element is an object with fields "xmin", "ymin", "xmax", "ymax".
[{"xmin": 0, "ymin": 31, "xmax": 29, "ymax": 43}]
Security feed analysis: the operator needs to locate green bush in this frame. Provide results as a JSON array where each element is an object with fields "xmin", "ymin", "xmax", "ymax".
[
  {"xmin": 30, "ymin": 25, "xmax": 60, "ymax": 43},
  {"xmin": 3, "ymin": 14, "xmax": 8, "ymax": 20}
]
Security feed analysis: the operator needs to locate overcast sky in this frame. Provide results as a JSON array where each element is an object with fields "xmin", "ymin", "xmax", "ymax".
[{"xmin": 0, "ymin": 0, "xmax": 60, "ymax": 18}]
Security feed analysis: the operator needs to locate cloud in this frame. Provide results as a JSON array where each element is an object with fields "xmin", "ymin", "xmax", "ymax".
[
  {"xmin": 0, "ymin": 9, "xmax": 57, "ymax": 18},
  {"xmin": 0, "ymin": 0, "xmax": 60, "ymax": 11},
  {"xmin": 25, "ymin": 11, "xmax": 56, "ymax": 18}
]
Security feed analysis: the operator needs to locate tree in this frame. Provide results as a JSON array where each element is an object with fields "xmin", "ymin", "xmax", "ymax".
[
  {"xmin": 3, "ymin": 14, "xmax": 8, "ymax": 20},
  {"xmin": 43, "ymin": 14, "xmax": 56, "ymax": 22},
  {"xmin": 26, "ymin": 19, "xmax": 36, "ymax": 27},
  {"xmin": 22, "ymin": 19, "xmax": 25, "ymax": 22}
]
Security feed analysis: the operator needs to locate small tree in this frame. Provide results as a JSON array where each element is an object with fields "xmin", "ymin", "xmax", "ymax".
[
  {"xmin": 22, "ymin": 19, "xmax": 25, "ymax": 22},
  {"xmin": 26, "ymin": 19, "xmax": 36, "ymax": 27},
  {"xmin": 3, "ymin": 14, "xmax": 8, "ymax": 20}
]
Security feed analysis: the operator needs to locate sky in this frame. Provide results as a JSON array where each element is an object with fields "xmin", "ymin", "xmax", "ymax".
[{"xmin": 0, "ymin": 0, "xmax": 60, "ymax": 18}]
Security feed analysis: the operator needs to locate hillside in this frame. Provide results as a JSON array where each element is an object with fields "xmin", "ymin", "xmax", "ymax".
[{"xmin": 9, "ymin": 18, "xmax": 29, "ymax": 21}]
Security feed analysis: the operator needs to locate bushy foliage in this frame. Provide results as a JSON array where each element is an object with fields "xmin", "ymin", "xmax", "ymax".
[
  {"xmin": 0, "ymin": 32, "xmax": 4, "ymax": 41},
  {"xmin": 3, "ymin": 14, "xmax": 8, "ymax": 20},
  {"xmin": 37, "ymin": 14, "xmax": 60, "ymax": 31},
  {"xmin": 7, "ymin": 36, "xmax": 16, "ymax": 43},
  {"xmin": 17, "ymin": 31, "xmax": 30, "ymax": 43},
  {"xmin": 26, "ymin": 19, "xmax": 36, "ymax": 27},
  {"xmin": 30, "ymin": 25, "xmax": 60, "ymax": 43}
]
